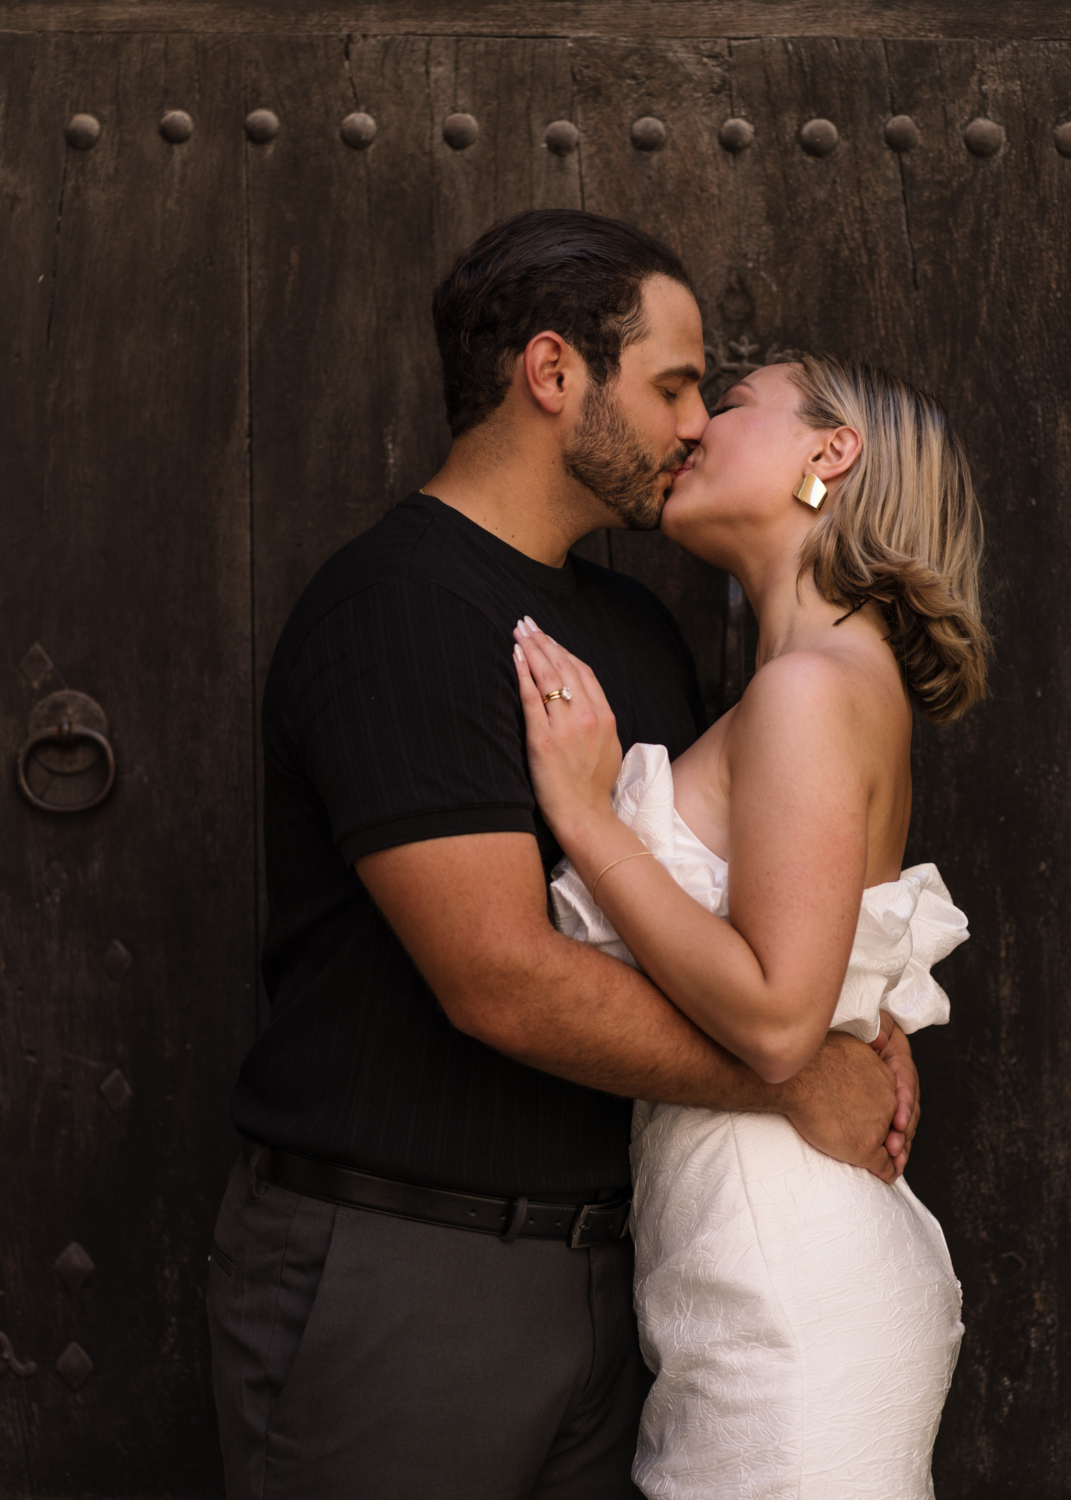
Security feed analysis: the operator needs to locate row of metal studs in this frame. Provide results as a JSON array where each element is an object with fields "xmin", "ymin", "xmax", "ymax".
[{"xmin": 61, "ymin": 108, "xmax": 1071, "ymax": 159}]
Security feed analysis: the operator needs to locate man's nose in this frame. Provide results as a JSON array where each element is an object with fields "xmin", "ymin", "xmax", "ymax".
[{"xmin": 678, "ymin": 386, "xmax": 710, "ymax": 442}]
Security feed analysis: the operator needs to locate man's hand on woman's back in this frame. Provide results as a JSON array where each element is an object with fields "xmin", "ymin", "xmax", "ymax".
[
  {"xmin": 872, "ymin": 1015, "xmax": 921, "ymax": 1173},
  {"xmin": 779, "ymin": 1026, "xmax": 918, "ymax": 1185}
]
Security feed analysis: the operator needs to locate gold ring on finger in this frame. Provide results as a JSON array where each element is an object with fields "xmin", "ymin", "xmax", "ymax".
[{"xmin": 541, "ymin": 687, "xmax": 572, "ymax": 706}]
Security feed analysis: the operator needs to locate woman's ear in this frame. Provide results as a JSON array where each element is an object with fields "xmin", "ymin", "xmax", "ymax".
[
  {"xmin": 522, "ymin": 330, "xmax": 575, "ymax": 415},
  {"xmin": 809, "ymin": 424, "xmax": 862, "ymax": 482}
]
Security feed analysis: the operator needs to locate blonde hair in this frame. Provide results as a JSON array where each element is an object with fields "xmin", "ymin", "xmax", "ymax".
[{"xmin": 788, "ymin": 354, "xmax": 990, "ymax": 723}]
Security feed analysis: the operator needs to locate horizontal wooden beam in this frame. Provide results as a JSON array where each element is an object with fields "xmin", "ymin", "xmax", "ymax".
[{"xmin": 1, "ymin": 0, "xmax": 1069, "ymax": 39}]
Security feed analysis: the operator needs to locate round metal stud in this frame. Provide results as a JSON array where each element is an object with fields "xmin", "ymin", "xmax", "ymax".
[
  {"xmin": 718, "ymin": 117, "xmax": 755, "ymax": 152},
  {"xmin": 443, "ymin": 112, "xmax": 479, "ymax": 150},
  {"xmin": 799, "ymin": 118, "xmax": 839, "ymax": 157},
  {"xmin": 964, "ymin": 118, "xmax": 1004, "ymax": 157},
  {"xmin": 1053, "ymin": 121, "xmax": 1071, "ymax": 158},
  {"xmin": 544, "ymin": 119, "xmax": 579, "ymax": 156},
  {"xmin": 340, "ymin": 111, "xmax": 377, "ymax": 150},
  {"xmin": 65, "ymin": 113, "xmax": 101, "ymax": 150},
  {"xmin": 630, "ymin": 116, "xmax": 667, "ymax": 152},
  {"xmin": 159, "ymin": 109, "xmax": 194, "ymax": 144},
  {"xmin": 884, "ymin": 114, "xmax": 919, "ymax": 152},
  {"xmin": 245, "ymin": 109, "xmax": 280, "ymax": 144}
]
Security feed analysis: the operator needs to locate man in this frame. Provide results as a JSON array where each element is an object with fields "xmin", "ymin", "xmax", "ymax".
[{"xmin": 208, "ymin": 210, "xmax": 918, "ymax": 1499}]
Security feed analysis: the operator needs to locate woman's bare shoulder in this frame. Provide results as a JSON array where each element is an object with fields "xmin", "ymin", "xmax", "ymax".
[
  {"xmin": 735, "ymin": 648, "xmax": 858, "ymax": 723},
  {"xmin": 729, "ymin": 640, "xmax": 907, "ymax": 772}
]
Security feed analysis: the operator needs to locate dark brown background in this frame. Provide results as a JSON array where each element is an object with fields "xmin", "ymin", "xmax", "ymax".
[{"xmin": 1, "ymin": 3, "xmax": 1068, "ymax": 1495}]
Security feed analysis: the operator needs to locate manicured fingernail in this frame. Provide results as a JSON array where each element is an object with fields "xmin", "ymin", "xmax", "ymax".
[
  {"xmin": 524, "ymin": 615, "xmax": 538, "ymax": 631},
  {"xmin": 513, "ymin": 643, "xmax": 524, "ymax": 661},
  {"xmin": 515, "ymin": 618, "xmax": 528, "ymax": 636}
]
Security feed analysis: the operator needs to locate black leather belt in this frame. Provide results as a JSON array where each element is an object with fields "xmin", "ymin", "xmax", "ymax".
[{"xmin": 243, "ymin": 1142, "xmax": 631, "ymax": 1249}]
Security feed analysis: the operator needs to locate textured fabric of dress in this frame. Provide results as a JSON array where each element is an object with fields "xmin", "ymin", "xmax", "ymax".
[{"xmin": 550, "ymin": 744, "xmax": 967, "ymax": 1499}]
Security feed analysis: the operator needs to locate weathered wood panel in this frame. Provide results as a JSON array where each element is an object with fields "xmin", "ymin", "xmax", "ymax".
[
  {"xmin": 0, "ymin": 34, "xmax": 70, "ymax": 1487},
  {"xmin": 885, "ymin": 39, "xmax": 1071, "ymax": 1498},
  {"xmin": 723, "ymin": 36, "xmax": 918, "ymax": 372},
  {"xmin": 3, "ymin": 1, "xmax": 1071, "ymax": 41},
  {"xmin": 0, "ymin": 33, "xmax": 252, "ymax": 1494}
]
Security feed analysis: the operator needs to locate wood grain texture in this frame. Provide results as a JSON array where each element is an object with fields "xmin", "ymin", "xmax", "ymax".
[
  {"xmin": 722, "ymin": 36, "xmax": 918, "ymax": 371},
  {"xmin": 0, "ymin": 32, "xmax": 251, "ymax": 1494},
  {"xmin": 885, "ymin": 39, "xmax": 1071, "ymax": 1499},
  {"xmin": 0, "ymin": 36, "xmax": 68, "ymax": 1485},
  {"xmin": 3, "ymin": 0, "xmax": 1071, "ymax": 40}
]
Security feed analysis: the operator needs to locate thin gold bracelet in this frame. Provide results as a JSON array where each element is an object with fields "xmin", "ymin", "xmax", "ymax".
[{"xmin": 590, "ymin": 850, "xmax": 653, "ymax": 906}]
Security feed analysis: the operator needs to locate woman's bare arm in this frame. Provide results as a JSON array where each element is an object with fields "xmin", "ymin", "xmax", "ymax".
[
  {"xmin": 514, "ymin": 628, "xmax": 874, "ymax": 1084},
  {"xmin": 358, "ymin": 829, "xmax": 916, "ymax": 1180}
]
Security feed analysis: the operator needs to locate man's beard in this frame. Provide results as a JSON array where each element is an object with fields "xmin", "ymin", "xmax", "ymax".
[{"xmin": 563, "ymin": 381, "xmax": 691, "ymax": 531}]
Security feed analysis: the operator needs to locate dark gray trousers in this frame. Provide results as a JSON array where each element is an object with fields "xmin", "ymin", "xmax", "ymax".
[{"xmin": 207, "ymin": 1155, "xmax": 651, "ymax": 1499}]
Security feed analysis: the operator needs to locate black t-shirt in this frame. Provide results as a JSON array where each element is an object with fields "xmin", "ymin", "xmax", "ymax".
[{"xmin": 231, "ymin": 494, "xmax": 706, "ymax": 1199}]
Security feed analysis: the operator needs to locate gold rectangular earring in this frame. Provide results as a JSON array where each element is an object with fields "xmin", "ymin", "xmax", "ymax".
[{"xmin": 793, "ymin": 473, "xmax": 827, "ymax": 510}]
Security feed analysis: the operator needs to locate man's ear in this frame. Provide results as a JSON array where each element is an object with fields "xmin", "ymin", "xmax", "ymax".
[
  {"xmin": 522, "ymin": 331, "xmax": 576, "ymax": 415},
  {"xmin": 808, "ymin": 424, "xmax": 862, "ymax": 483}
]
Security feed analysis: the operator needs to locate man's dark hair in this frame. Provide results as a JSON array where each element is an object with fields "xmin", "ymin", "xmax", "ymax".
[{"xmin": 432, "ymin": 209, "xmax": 695, "ymax": 438}]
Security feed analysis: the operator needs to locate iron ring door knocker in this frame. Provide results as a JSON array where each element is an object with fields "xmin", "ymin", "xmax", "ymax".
[{"xmin": 16, "ymin": 694, "xmax": 117, "ymax": 813}]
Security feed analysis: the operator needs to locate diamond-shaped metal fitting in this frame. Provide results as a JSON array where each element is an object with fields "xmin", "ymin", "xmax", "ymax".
[
  {"xmin": 101, "ymin": 939, "xmax": 133, "ymax": 982},
  {"xmin": 55, "ymin": 1242, "xmax": 95, "ymax": 1293},
  {"xmin": 19, "ymin": 642, "xmax": 54, "ymax": 689},
  {"xmin": 55, "ymin": 1342, "xmax": 93, "ymax": 1390},
  {"xmin": 99, "ymin": 1068, "xmax": 132, "ymax": 1111}
]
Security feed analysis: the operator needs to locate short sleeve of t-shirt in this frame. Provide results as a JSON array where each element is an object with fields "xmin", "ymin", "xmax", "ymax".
[{"xmin": 280, "ymin": 578, "xmax": 536, "ymax": 864}]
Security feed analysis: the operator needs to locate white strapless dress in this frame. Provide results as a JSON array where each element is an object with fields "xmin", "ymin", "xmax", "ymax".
[{"xmin": 550, "ymin": 744, "xmax": 967, "ymax": 1500}]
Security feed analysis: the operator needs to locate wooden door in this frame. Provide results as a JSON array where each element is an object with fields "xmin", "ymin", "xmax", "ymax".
[
  {"xmin": 0, "ymin": 31, "xmax": 254, "ymax": 1497},
  {"xmin": 2, "ymin": 9, "xmax": 1069, "ymax": 1496}
]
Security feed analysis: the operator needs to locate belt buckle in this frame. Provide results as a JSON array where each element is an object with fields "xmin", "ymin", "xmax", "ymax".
[
  {"xmin": 569, "ymin": 1199, "xmax": 630, "ymax": 1249},
  {"xmin": 569, "ymin": 1204, "xmax": 596, "ymax": 1249}
]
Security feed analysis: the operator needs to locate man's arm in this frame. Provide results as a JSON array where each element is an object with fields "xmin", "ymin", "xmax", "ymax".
[{"xmin": 358, "ymin": 830, "xmax": 917, "ymax": 1183}]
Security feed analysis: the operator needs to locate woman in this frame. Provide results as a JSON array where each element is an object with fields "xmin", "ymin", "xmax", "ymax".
[{"xmin": 511, "ymin": 354, "xmax": 989, "ymax": 1499}]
